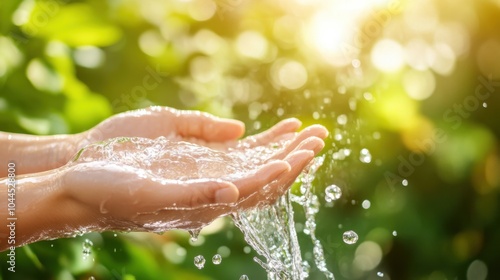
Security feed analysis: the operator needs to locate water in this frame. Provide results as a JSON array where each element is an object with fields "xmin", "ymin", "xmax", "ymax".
[
  {"xmin": 240, "ymin": 275, "xmax": 249, "ymax": 280},
  {"xmin": 324, "ymin": 185, "xmax": 342, "ymax": 202},
  {"xmin": 233, "ymin": 155, "xmax": 335, "ymax": 279},
  {"xmin": 194, "ymin": 255, "xmax": 206, "ymax": 269},
  {"xmin": 212, "ymin": 254, "xmax": 222, "ymax": 264},
  {"xmin": 71, "ymin": 136, "xmax": 334, "ymax": 278},
  {"xmin": 342, "ymin": 230, "xmax": 358, "ymax": 245},
  {"xmin": 82, "ymin": 239, "xmax": 93, "ymax": 260}
]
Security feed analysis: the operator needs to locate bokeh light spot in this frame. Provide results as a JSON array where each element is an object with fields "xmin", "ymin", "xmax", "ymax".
[
  {"xmin": 188, "ymin": 0, "xmax": 217, "ymax": 21},
  {"xmin": 236, "ymin": 31, "xmax": 268, "ymax": 60},
  {"xmin": 371, "ymin": 39, "xmax": 405, "ymax": 72}
]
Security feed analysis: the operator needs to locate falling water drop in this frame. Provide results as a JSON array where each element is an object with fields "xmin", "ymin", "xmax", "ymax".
[
  {"xmin": 392, "ymin": 230, "xmax": 398, "ymax": 236},
  {"xmin": 239, "ymin": 275, "xmax": 249, "ymax": 280},
  {"xmin": 194, "ymin": 255, "xmax": 206, "ymax": 269},
  {"xmin": 212, "ymin": 254, "xmax": 222, "ymax": 265},
  {"xmin": 402, "ymin": 179, "xmax": 408, "ymax": 186},
  {"xmin": 325, "ymin": 185, "xmax": 342, "ymax": 202},
  {"xmin": 342, "ymin": 230, "xmax": 358, "ymax": 244},
  {"xmin": 483, "ymin": 102, "xmax": 487, "ymax": 108},
  {"xmin": 82, "ymin": 239, "xmax": 93, "ymax": 260},
  {"xmin": 377, "ymin": 271, "xmax": 384, "ymax": 277},
  {"xmin": 89, "ymin": 277, "xmax": 95, "ymax": 280}
]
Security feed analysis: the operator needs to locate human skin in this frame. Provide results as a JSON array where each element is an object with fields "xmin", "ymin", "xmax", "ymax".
[{"xmin": 0, "ymin": 107, "xmax": 328, "ymax": 251}]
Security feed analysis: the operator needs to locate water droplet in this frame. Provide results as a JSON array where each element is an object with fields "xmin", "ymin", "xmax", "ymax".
[
  {"xmin": 189, "ymin": 229, "xmax": 200, "ymax": 242},
  {"xmin": 312, "ymin": 111, "xmax": 320, "ymax": 120},
  {"xmin": 325, "ymin": 185, "xmax": 342, "ymax": 202},
  {"xmin": 392, "ymin": 230, "xmax": 398, "ymax": 236},
  {"xmin": 113, "ymin": 233, "xmax": 117, "ymax": 237},
  {"xmin": 342, "ymin": 230, "xmax": 358, "ymax": 244},
  {"xmin": 89, "ymin": 277, "xmax": 95, "ymax": 280},
  {"xmin": 302, "ymin": 260, "xmax": 311, "ymax": 278},
  {"xmin": 239, "ymin": 275, "xmax": 249, "ymax": 280},
  {"xmin": 483, "ymin": 102, "xmax": 487, "ymax": 108},
  {"xmin": 212, "ymin": 254, "xmax": 222, "ymax": 265},
  {"xmin": 50, "ymin": 244, "xmax": 54, "ymax": 248},
  {"xmin": 194, "ymin": 255, "xmax": 205, "ymax": 269},
  {"xmin": 377, "ymin": 271, "xmax": 384, "ymax": 277},
  {"xmin": 359, "ymin": 148, "xmax": 372, "ymax": 163},
  {"xmin": 362, "ymin": 200, "xmax": 371, "ymax": 209},
  {"xmin": 82, "ymin": 239, "xmax": 93, "ymax": 259},
  {"xmin": 402, "ymin": 179, "xmax": 408, "ymax": 186},
  {"xmin": 337, "ymin": 114, "xmax": 347, "ymax": 125}
]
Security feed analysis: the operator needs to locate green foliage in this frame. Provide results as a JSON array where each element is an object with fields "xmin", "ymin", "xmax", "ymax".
[{"xmin": 1, "ymin": 0, "xmax": 500, "ymax": 279}]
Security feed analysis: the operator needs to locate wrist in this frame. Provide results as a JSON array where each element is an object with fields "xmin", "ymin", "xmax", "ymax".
[{"xmin": 2, "ymin": 168, "xmax": 98, "ymax": 250}]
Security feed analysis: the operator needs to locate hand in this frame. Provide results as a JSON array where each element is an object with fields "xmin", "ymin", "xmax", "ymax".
[
  {"xmin": 78, "ymin": 106, "xmax": 246, "ymax": 149},
  {"xmin": 62, "ymin": 121, "xmax": 328, "ymax": 232}
]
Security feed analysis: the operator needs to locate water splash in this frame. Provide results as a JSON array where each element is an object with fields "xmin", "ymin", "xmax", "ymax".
[
  {"xmin": 233, "ymin": 155, "xmax": 335, "ymax": 279},
  {"xmin": 71, "ymin": 136, "xmax": 334, "ymax": 278}
]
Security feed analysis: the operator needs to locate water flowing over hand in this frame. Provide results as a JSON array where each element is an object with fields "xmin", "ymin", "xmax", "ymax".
[
  {"xmin": 64, "ymin": 115, "xmax": 328, "ymax": 232},
  {"xmin": 0, "ymin": 107, "xmax": 327, "ymax": 251}
]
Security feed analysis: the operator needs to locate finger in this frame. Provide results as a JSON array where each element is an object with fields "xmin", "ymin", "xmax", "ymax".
[
  {"xmin": 270, "ymin": 150, "xmax": 316, "ymax": 196},
  {"xmin": 245, "ymin": 118, "xmax": 302, "ymax": 147},
  {"xmin": 174, "ymin": 110, "xmax": 245, "ymax": 142},
  {"xmin": 135, "ymin": 179, "xmax": 240, "ymax": 211},
  {"xmin": 232, "ymin": 160, "xmax": 291, "ymax": 198},
  {"xmin": 268, "ymin": 125, "xmax": 328, "ymax": 160},
  {"xmin": 238, "ymin": 150, "xmax": 315, "ymax": 208}
]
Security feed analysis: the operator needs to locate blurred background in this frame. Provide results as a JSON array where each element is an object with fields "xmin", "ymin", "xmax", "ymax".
[{"xmin": 1, "ymin": 0, "xmax": 499, "ymax": 279}]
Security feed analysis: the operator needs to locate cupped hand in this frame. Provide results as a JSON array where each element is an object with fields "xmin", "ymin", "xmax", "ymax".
[
  {"xmin": 63, "ymin": 121, "xmax": 328, "ymax": 232},
  {"xmin": 79, "ymin": 106, "xmax": 246, "ymax": 148}
]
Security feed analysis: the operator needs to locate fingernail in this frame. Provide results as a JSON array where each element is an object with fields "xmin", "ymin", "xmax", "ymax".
[
  {"xmin": 287, "ymin": 150, "xmax": 314, "ymax": 165},
  {"xmin": 262, "ymin": 161, "xmax": 291, "ymax": 179},
  {"xmin": 215, "ymin": 185, "xmax": 239, "ymax": 204}
]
